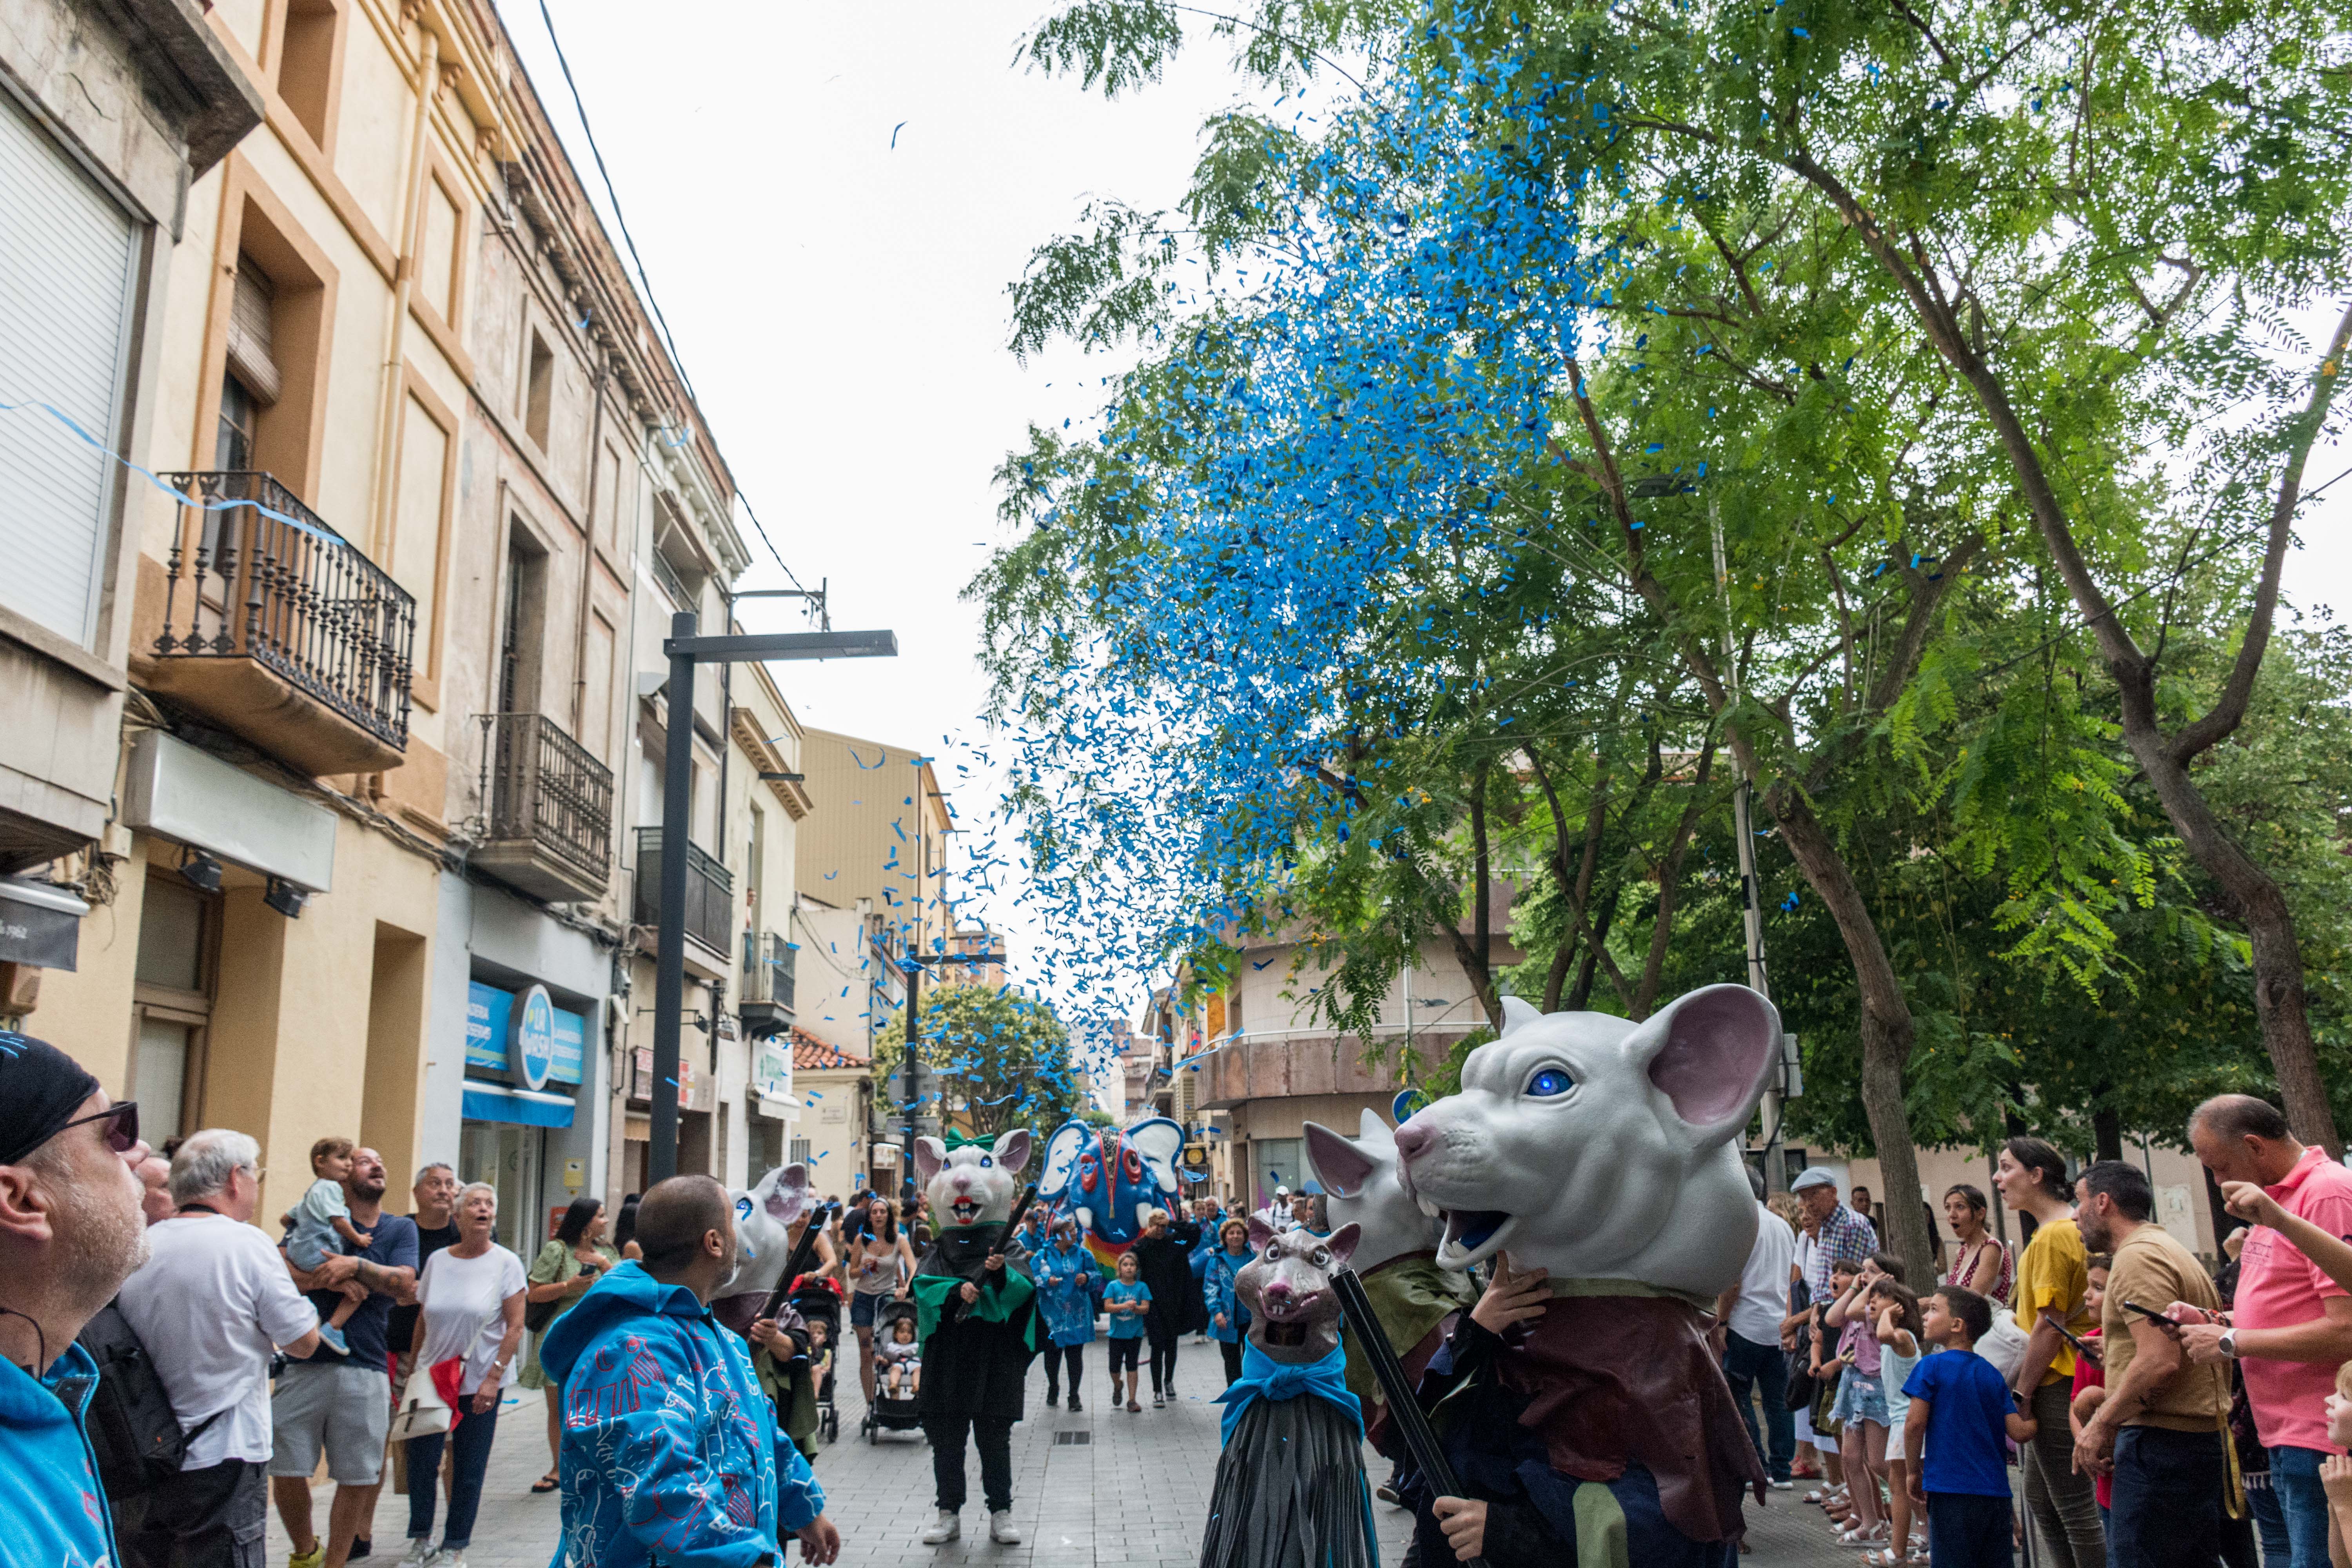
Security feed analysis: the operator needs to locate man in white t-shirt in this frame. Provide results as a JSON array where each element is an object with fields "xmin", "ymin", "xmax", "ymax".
[
  {"xmin": 1714, "ymin": 1163, "xmax": 1798, "ymax": 1489},
  {"xmin": 115, "ymin": 1129, "xmax": 323, "ymax": 1568}
]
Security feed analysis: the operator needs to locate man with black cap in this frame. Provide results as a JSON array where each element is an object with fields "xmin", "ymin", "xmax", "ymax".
[{"xmin": 0, "ymin": 1030, "xmax": 154, "ymax": 1568}]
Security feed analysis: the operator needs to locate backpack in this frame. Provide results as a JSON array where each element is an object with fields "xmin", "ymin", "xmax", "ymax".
[{"xmin": 74, "ymin": 1301, "xmax": 222, "ymax": 1493}]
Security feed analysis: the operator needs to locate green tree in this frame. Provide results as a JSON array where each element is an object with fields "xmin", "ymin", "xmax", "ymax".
[{"xmin": 875, "ymin": 985, "xmax": 1083, "ymax": 1138}]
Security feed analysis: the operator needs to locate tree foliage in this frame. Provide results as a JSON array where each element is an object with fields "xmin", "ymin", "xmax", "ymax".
[{"xmin": 875, "ymin": 984, "xmax": 1083, "ymax": 1137}]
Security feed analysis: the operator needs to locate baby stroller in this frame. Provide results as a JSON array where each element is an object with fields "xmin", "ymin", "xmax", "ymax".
[
  {"xmin": 866, "ymin": 1295, "xmax": 926, "ymax": 1445},
  {"xmin": 789, "ymin": 1278, "xmax": 844, "ymax": 1446}
]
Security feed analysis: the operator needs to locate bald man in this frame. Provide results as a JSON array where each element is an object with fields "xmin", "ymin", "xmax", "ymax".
[{"xmin": 540, "ymin": 1175, "xmax": 840, "ymax": 1566}]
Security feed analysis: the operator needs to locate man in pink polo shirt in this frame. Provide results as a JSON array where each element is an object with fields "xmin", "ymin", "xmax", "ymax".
[{"xmin": 2178, "ymin": 1094, "xmax": 2352, "ymax": 1568}]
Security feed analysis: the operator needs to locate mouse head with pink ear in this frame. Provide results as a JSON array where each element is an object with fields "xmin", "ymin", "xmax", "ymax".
[
  {"xmin": 1303, "ymin": 1110, "xmax": 1439, "ymax": 1278},
  {"xmin": 1388, "ymin": 984, "xmax": 1782, "ymax": 1299}
]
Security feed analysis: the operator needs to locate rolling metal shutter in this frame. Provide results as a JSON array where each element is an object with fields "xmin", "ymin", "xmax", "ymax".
[{"xmin": 0, "ymin": 88, "xmax": 138, "ymax": 648}]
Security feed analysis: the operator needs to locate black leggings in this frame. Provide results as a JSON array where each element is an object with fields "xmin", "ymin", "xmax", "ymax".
[
  {"xmin": 1043, "ymin": 1343, "xmax": 1083, "ymax": 1397},
  {"xmin": 1220, "ymin": 1339, "xmax": 1244, "ymax": 1387},
  {"xmin": 1145, "ymin": 1319, "xmax": 1178, "ymax": 1392},
  {"xmin": 1108, "ymin": 1337, "xmax": 1142, "ymax": 1375}
]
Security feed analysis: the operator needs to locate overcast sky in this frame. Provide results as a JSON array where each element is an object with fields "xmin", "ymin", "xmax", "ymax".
[{"xmin": 505, "ymin": 2, "xmax": 2349, "ymax": 1024}]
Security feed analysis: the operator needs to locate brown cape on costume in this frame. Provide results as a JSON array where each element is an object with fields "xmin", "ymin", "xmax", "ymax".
[
  {"xmin": 1494, "ymin": 1289, "xmax": 1766, "ymax": 1544},
  {"xmin": 1345, "ymin": 1252, "xmax": 1477, "ymax": 1457}
]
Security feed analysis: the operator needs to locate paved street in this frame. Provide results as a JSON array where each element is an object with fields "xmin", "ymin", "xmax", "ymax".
[{"xmin": 267, "ymin": 1347, "xmax": 1863, "ymax": 1567}]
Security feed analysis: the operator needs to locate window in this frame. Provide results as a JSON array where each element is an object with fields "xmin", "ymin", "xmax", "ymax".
[
  {"xmin": 215, "ymin": 375, "xmax": 257, "ymax": 471},
  {"xmin": 595, "ymin": 443, "xmax": 622, "ymax": 553},
  {"xmin": 417, "ymin": 177, "xmax": 459, "ymax": 323},
  {"xmin": 391, "ymin": 395, "xmax": 447, "ymax": 647},
  {"xmin": 277, "ymin": 0, "xmax": 340, "ymax": 149},
  {"xmin": 132, "ymin": 875, "xmax": 217, "ymax": 1146},
  {"xmin": 523, "ymin": 329, "xmax": 554, "ymax": 450},
  {"xmin": 498, "ymin": 529, "xmax": 547, "ymax": 714},
  {"xmin": 0, "ymin": 89, "xmax": 137, "ymax": 648},
  {"xmin": 789, "ymin": 1136, "xmax": 813, "ymax": 1167},
  {"xmin": 583, "ymin": 615, "xmax": 615, "ymax": 761}
]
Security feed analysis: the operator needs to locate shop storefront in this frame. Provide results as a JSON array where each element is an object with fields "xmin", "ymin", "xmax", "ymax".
[{"xmin": 459, "ymin": 976, "xmax": 596, "ymax": 1254}]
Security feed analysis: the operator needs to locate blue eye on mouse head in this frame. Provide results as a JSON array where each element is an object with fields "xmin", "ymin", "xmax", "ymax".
[{"xmin": 1524, "ymin": 1066, "xmax": 1574, "ymax": 1098}]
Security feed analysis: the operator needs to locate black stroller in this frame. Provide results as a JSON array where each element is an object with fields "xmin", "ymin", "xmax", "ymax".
[
  {"xmin": 789, "ymin": 1279, "xmax": 844, "ymax": 1446},
  {"xmin": 865, "ymin": 1295, "xmax": 926, "ymax": 1444}
]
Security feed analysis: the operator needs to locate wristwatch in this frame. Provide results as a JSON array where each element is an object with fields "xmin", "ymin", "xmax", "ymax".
[{"xmin": 2219, "ymin": 1328, "xmax": 2239, "ymax": 1359}]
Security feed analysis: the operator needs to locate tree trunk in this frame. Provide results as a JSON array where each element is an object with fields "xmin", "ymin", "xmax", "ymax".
[
  {"xmin": 1768, "ymin": 780, "xmax": 1936, "ymax": 1287},
  {"xmin": 2092, "ymin": 1100, "xmax": 2123, "ymax": 1165}
]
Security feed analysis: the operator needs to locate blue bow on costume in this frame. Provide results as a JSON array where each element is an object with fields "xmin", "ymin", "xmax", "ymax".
[{"xmin": 1215, "ymin": 1338, "xmax": 1363, "ymax": 1445}]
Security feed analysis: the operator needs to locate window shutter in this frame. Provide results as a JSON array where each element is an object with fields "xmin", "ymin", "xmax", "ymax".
[
  {"xmin": 0, "ymin": 90, "xmax": 136, "ymax": 648},
  {"xmin": 224, "ymin": 258, "xmax": 281, "ymax": 407}
]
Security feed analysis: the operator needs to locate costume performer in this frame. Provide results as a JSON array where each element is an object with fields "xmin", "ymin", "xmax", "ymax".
[
  {"xmin": 1303, "ymin": 1111, "xmax": 1477, "ymax": 1456},
  {"xmin": 907, "ymin": 1129, "xmax": 1039, "ymax": 1546},
  {"xmin": 1389, "ymin": 986, "xmax": 1782, "ymax": 1567},
  {"xmin": 1036, "ymin": 1116, "xmax": 1187, "ymax": 1272},
  {"xmin": 708, "ymin": 1162, "xmax": 829, "ymax": 1459},
  {"xmin": 1199, "ymin": 1218, "xmax": 1380, "ymax": 1568}
]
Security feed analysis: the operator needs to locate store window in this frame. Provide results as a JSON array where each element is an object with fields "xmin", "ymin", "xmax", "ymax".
[
  {"xmin": 131, "ymin": 875, "xmax": 217, "ymax": 1146},
  {"xmin": 460, "ymin": 1122, "xmax": 545, "ymax": 1254}
]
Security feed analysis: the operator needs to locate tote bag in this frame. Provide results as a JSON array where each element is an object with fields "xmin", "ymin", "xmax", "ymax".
[{"xmin": 387, "ymin": 1358, "xmax": 455, "ymax": 1444}]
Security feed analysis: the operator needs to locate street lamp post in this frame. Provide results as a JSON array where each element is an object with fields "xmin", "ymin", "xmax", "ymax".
[{"xmin": 648, "ymin": 609, "xmax": 897, "ymax": 1183}]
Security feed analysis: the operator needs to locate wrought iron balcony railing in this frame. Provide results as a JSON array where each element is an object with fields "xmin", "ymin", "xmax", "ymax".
[
  {"xmin": 742, "ymin": 929, "xmax": 795, "ymax": 1010},
  {"xmin": 479, "ymin": 712, "xmax": 613, "ymax": 897},
  {"xmin": 154, "ymin": 472, "xmax": 415, "ymax": 754},
  {"xmin": 633, "ymin": 826, "xmax": 733, "ymax": 955}
]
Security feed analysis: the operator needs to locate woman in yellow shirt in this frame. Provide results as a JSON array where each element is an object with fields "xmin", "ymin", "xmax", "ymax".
[{"xmin": 1995, "ymin": 1136, "xmax": 2106, "ymax": 1568}]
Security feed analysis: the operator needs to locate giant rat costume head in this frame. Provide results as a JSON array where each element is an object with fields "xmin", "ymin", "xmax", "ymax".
[
  {"xmin": 1036, "ymin": 1116, "xmax": 1185, "ymax": 1266},
  {"xmin": 1303, "ymin": 1109, "xmax": 1438, "ymax": 1276},
  {"xmin": 1392, "ymin": 984, "xmax": 1780, "ymax": 1298},
  {"xmin": 915, "ymin": 1128, "xmax": 1032, "ymax": 1229},
  {"xmin": 1236, "ymin": 1216, "xmax": 1360, "ymax": 1363}
]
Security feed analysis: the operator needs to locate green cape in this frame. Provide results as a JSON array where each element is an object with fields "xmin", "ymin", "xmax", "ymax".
[
  {"xmin": 1342, "ymin": 1252, "xmax": 1479, "ymax": 1415},
  {"xmin": 913, "ymin": 1225, "xmax": 1038, "ymax": 1350}
]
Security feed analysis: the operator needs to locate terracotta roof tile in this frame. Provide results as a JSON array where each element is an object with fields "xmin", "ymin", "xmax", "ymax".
[{"xmin": 791, "ymin": 1029, "xmax": 869, "ymax": 1071}]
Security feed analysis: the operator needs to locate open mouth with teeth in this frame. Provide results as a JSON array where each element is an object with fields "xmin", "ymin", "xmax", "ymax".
[
  {"xmin": 1436, "ymin": 1209, "xmax": 1517, "ymax": 1265},
  {"xmin": 1257, "ymin": 1289, "xmax": 1322, "ymax": 1325},
  {"xmin": 948, "ymin": 1197, "xmax": 982, "ymax": 1225}
]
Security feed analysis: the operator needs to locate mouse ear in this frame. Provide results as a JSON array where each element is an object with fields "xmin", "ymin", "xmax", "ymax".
[
  {"xmin": 1627, "ymin": 984, "xmax": 1782, "ymax": 1145},
  {"xmin": 1304, "ymin": 1122, "xmax": 1376, "ymax": 1199},
  {"xmin": 992, "ymin": 1129, "xmax": 1032, "ymax": 1175},
  {"xmin": 1499, "ymin": 995, "xmax": 1544, "ymax": 1035},
  {"xmin": 914, "ymin": 1137, "xmax": 946, "ymax": 1184},
  {"xmin": 1324, "ymin": 1222, "xmax": 1361, "ymax": 1269},
  {"xmin": 1247, "ymin": 1215, "xmax": 1276, "ymax": 1252}
]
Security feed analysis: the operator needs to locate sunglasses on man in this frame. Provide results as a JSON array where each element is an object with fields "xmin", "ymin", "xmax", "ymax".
[{"xmin": 45, "ymin": 1101, "xmax": 140, "ymax": 1156}]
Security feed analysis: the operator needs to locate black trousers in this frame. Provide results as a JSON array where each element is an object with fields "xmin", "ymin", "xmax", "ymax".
[
  {"xmin": 2109, "ymin": 1426, "xmax": 2223, "ymax": 1568},
  {"xmin": 1043, "ymin": 1343, "xmax": 1083, "ymax": 1398},
  {"xmin": 119, "ymin": 1457, "xmax": 266, "ymax": 1568},
  {"xmin": 925, "ymin": 1412, "xmax": 1015, "ymax": 1513},
  {"xmin": 1146, "ymin": 1319, "xmax": 1178, "ymax": 1392},
  {"xmin": 1108, "ymin": 1337, "xmax": 1141, "ymax": 1375},
  {"xmin": 1927, "ymin": 1491, "xmax": 2015, "ymax": 1568},
  {"xmin": 1220, "ymin": 1339, "xmax": 1244, "ymax": 1387}
]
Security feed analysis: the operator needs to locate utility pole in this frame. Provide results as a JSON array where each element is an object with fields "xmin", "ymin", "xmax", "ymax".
[
  {"xmin": 1711, "ymin": 499, "xmax": 1786, "ymax": 1193},
  {"xmin": 647, "ymin": 609, "xmax": 896, "ymax": 1183}
]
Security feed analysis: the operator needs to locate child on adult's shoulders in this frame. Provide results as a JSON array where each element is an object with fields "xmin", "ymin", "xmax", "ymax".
[{"xmin": 1903, "ymin": 1285, "xmax": 2037, "ymax": 1568}]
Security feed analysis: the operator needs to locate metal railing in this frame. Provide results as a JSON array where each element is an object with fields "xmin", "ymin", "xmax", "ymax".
[
  {"xmin": 481, "ymin": 712, "xmax": 613, "ymax": 882},
  {"xmin": 742, "ymin": 929, "xmax": 795, "ymax": 1010},
  {"xmin": 633, "ymin": 826, "xmax": 733, "ymax": 954},
  {"xmin": 648, "ymin": 544, "xmax": 693, "ymax": 610},
  {"xmin": 154, "ymin": 472, "xmax": 416, "ymax": 752}
]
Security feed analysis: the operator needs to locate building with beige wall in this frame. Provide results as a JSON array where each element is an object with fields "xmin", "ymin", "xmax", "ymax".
[{"xmin": 0, "ymin": 0, "xmax": 785, "ymax": 1248}]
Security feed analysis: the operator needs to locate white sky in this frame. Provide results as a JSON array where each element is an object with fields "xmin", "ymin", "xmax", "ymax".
[{"xmin": 503, "ymin": 2, "xmax": 2350, "ymax": 1026}]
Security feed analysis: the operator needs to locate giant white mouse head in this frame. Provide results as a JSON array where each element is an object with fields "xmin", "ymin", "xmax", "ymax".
[
  {"xmin": 916, "ymin": 1128, "xmax": 1032, "ymax": 1229},
  {"xmin": 1393, "ymin": 984, "xmax": 1780, "ymax": 1298},
  {"xmin": 719, "ymin": 1161, "xmax": 814, "ymax": 1301},
  {"xmin": 1304, "ymin": 1109, "xmax": 1438, "ymax": 1276}
]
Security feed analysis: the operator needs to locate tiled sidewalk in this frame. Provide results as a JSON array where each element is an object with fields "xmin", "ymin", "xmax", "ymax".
[{"xmin": 265, "ymin": 1345, "xmax": 1875, "ymax": 1566}]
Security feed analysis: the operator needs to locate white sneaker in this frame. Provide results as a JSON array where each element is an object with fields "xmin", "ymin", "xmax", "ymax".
[
  {"xmin": 434, "ymin": 1555, "xmax": 467, "ymax": 1568},
  {"xmin": 921, "ymin": 1511, "xmax": 960, "ymax": 1544},
  {"xmin": 989, "ymin": 1511, "xmax": 1021, "ymax": 1544},
  {"xmin": 397, "ymin": 1542, "xmax": 435, "ymax": 1568}
]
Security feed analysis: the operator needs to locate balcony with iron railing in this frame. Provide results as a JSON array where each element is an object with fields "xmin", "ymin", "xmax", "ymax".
[
  {"xmin": 739, "ymin": 929, "xmax": 795, "ymax": 1038},
  {"xmin": 148, "ymin": 472, "xmax": 415, "ymax": 776},
  {"xmin": 472, "ymin": 713, "xmax": 613, "ymax": 903},
  {"xmin": 632, "ymin": 826, "xmax": 733, "ymax": 958}
]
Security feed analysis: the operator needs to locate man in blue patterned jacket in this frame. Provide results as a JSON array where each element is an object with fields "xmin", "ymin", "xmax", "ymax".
[{"xmin": 543, "ymin": 1176, "xmax": 838, "ymax": 1568}]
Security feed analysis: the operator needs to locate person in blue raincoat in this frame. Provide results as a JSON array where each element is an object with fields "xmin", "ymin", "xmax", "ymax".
[
  {"xmin": 1202, "ymin": 1216, "xmax": 1254, "ymax": 1388},
  {"xmin": 1031, "ymin": 1217, "xmax": 1099, "ymax": 1412},
  {"xmin": 542, "ymin": 1176, "xmax": 838, "ymax": 1568}
]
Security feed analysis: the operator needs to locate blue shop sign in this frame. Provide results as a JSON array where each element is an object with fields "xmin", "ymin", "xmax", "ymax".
[{"xmin": 465, "ymin": 979, "xmax": 585, "ymax": 1087}]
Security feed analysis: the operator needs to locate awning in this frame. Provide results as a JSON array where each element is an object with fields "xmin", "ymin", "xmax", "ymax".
[{"xmin": 460, "ymin": 1080, "xmax": 576, "ymax": 1129}]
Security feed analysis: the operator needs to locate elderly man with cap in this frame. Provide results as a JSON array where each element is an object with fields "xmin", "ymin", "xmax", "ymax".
[
  {"xmin": 1792, "ymin": 1167, "xmax": 1878, "ymax": 1304},
  {"xmin": 0, "ymin": 1030, "xmax": 154, "ymax": 1568}
]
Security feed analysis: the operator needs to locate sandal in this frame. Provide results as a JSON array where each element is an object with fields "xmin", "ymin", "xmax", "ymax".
[{"xmin": 532, "ymin": 1472, "xmax": 559, "ymax": 1494}]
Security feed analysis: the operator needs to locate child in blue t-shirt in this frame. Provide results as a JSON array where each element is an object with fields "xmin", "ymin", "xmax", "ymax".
[
  {"xmin": 1903, "ymin": 1285, "xmax": 2038, "ymax": 1568},
  {"xmin": 1102, "ymin": 1252, "xmax": 1152, "ymax": 1413}
]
